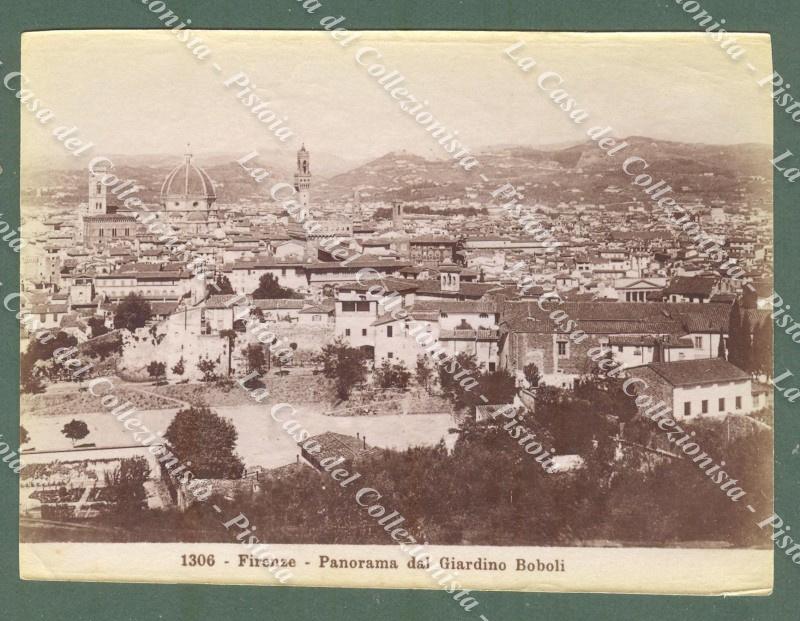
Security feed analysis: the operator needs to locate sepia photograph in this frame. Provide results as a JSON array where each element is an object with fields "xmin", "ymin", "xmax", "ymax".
[{"xmin": 15, "ymin": 28, "xmax": 774, "ymax": 595}]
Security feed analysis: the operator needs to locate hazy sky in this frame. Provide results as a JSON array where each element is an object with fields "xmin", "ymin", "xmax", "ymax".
[{"xmin": 21, "ymin": 30, "xmax": 772, "ymax": 166}]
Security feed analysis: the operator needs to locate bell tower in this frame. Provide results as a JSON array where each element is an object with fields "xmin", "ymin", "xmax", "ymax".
[
  {"xmin": 392, "ymin": 202, "xmax": 405, "ymax": 231},
  {"xmin": 294, "ymin": 144, "xmax": 311, "ymax": 211},
  {"xmin": 88, "ymin": 162, "xmax": 108, "ymax": 214}
]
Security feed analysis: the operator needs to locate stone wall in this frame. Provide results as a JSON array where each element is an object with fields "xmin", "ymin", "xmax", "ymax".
[
  {"xmin": 325, "ymin": 388, "xmax": 452, "ymax": 417},
  {"xmin": 120, "ymin": 322, "xmax": 229, "ymax": 382},
  {"xmin": 502, "ymin": 330, "xmax": 607, "ymax": 382}
]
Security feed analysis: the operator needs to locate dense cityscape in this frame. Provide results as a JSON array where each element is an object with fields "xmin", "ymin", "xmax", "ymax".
[{"xmin": 18, "ymin": 138, "xmax": 773, "ymax": 547}]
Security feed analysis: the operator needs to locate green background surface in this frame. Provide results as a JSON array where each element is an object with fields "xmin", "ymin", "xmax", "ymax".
[{"xmin": 1, "ymin": 0, "xmax": 799, "ymax": 619}]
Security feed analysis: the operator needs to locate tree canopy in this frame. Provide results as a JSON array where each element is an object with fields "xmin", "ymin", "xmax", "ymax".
[
  {"xmin": 214, "ymin": 274, "xmax": 234, "ymax": 295},
  {"xmin": 252, "ymin": 273, "xmax": 302, "ymax": 300},
  {"xmin": 113, "ymin": 293, "xmax": 152, "ymax": 332},
  {"xmin": 61, "ymin": 419, "xmax": 90, "ymax": 447},
  {"xmin": 375, "ymin": 359, "xmax": 412, "ymax": 390},
  {"xmin": 165, "ymin": 405, "xmax": 244, "ymax": 479},
  {"xmin": 315, "ymin": 337, "xmax": 367, "ymax": 400}
]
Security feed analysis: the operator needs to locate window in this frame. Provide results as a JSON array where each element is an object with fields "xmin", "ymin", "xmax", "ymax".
[
  {"xmin": 387, "ymin": 352, "xmax": 394, "ymax": 359},
  {"xmin": 361, "ymin": 329, "xmax": 367, "ymax": 336},
  {"xmin": 735, "ymin": 396, "xmax": 742, "ymax": 410},
  {"xmin": 684, "ymin": 402, "xmax": 691, "ymax": 417},
  {"xmin": 345, "ymin": 329, "xmax": 351, "ymax": 336},
  {"xmin": 617, "ymin": 345, "xmax": 623, "ymax": 353},
  {"xmin": 719, "ymin": 398, "xmax": 725, "ymax": 411},
  {"xmin": 489, "ymin": 362, "xmax": 496, "ymax": 372},
  {"xmin": 387, "ymin": 326, "xmax": 393, "ymax": 338},
  {"xmin": 356, "ymin": 301, "xmax": 371, "ymax": 312},
  {"xmin": 479, "ymin": 313, "xmax": 489, "ymax": 319},
  {"xmin": 701, "ymin": 400, "xmax": 708, "ymax": 414},
  {"xmin": 312, "ymin": 315, "xmax": 320, "ymax": 322},
  {"xmin": 342, "ymin": 302, "xmax": 356, "ymax": 312},
  {"xmin": 557, "ymin": 341, "xmax": 568, "ymax": 358},
  {"xmin": 440, "ymin": 312, "xmax": 448, "ymax": 318},
  {"xmin": 694, "ymin": 336, "xmax": 703, "ymax": 349}
]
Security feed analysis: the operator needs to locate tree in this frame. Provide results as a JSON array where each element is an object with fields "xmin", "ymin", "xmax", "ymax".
[
  {"xmin": 751, "ymin": 318, "xmax": 773, "ymax": 377},
  {"xmin": 113, "ymin": 293, "xmax": 152, "ymax": 332},
  {"xmin": 246, "ymin": 344, "xmax": 267, "ymax": 374},
  {"xmin": 531, "ymin": 386, "xmax": 610, "ymax": 454},
  {"xmin": 164, "ymin": 405, "xmax": 244, "ymax": 479},
  {"xmin": 87, "ymin": 316, "xmax": 109, "ymax": 339},
  {"xmin": 20, "ymin": 425, "xmax": 30, "ymax": 445},
  {"xmin": 21, "ymin": 371, "xmax": 45, "ymax": 395},
  {"xmin": 61, "ymin": 419, "xmax": 90, "ymax": 447},
  {"xmin": 742, "ymin": 285, "xmax": 758, "ymax": 309},
  {"xmin": 652, "ymin": 338, "xmax": 663, "ymax": 363},
  {"xmin": 375, "ymin": 359, "xmax": 412, "ymax": 390},
  {"xmin": 252, "ymin": 273, "xmax": 302, "ymax": 300},
  {"xmin": 574, "ymin": 350, "xmax": 637, "ymax": 423},
  {"xmin": 214, "ymin": 274, "xmax": 234, "ymax": 295},
  {"xmin": 728, "ymin": 298, "xmax": 752, "ymax": 372},
  {"xmin": 84, "ymin": 334, "xmax": 122, "ymax": 360},
  {"xmin": 522, "ymin": 362, "xmax": 540, "ymax": 388},
  {"xmin": 438, "ymin": 352, "xmax": 481, "ymax": 410},
  {"xmin": 172, "ymin": 357, "xmax": 185, "ymax": 377},
  {"xmin": 415, "ymin": 355, "xmax": 433, "ymax": 393},
  {"xmin": 219, "ymin": 329, "xmax": 237, "ymax": 376},
  {"xmin": 147, "ymin": 361, "xmax": 166, "ymax": 384},
  {"xmin": 197, "ymin": 357, "xmax": 219, "ymax": 382},
  {"xmin": 273, "ymin": 352, "xmax": 288, "ymax": 375},
  {"xmin": 315, "ymin": 337, "xmax": 367, "ymax": 400},
  {"xmin": 717, "ymin": 328, "xmax": 727, "ymax": 360},
  {"xmin": 20, "ymin": 331, "xmax": 78, "ymax": 370},
  {"xmin": 479, "ymin": 368, "xmax": 517, "ymax": 405},
  {"xmin": 104, "ymin": 456, "xmax": 151, "ymax": 513}
]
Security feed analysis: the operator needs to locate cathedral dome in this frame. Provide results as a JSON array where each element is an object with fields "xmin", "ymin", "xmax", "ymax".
[{"xmin": 160, "ymin": 152, "xmax": 217, "ymax": 203}]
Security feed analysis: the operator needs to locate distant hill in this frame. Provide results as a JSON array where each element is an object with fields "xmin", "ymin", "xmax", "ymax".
[
  {"xmin": 23, "ymin": 138, "xmax": 772, "ymax": 207},
  {"xmin": 314, "ymin": 138, "xmax": 772, "ymax": 204}
]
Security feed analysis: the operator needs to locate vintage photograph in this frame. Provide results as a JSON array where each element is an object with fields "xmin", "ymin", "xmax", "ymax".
[{"xmin": 16, "ymin": 28, "xmax": 774, "ymax": 593}]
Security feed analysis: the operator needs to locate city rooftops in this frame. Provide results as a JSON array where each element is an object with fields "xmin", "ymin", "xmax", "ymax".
[{"xmin": 629, "ymin": 358, "xmax": 749, "ymax": 387}]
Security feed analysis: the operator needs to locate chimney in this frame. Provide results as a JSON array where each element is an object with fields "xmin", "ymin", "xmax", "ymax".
[{"xmin": 363, "ymin": 436, "xmax": 366, "ymax": 449}]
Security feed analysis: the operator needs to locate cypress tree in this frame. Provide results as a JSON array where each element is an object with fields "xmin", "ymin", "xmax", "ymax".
[
  {"xmin": 728, "ymin": 299, "xmax": 744, "ymax": 370},
  {"xmin": 752, "ymin": 317, "xmax": 773, "ymax": 377}
]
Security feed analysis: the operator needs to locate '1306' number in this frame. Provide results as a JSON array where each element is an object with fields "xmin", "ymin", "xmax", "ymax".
[{"xmin": 181, "ymin": 554, "xmax": 215, "ymax": 567}]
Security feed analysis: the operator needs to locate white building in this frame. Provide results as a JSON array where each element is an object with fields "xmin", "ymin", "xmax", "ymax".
[{"xmin": 628, "ymin": 358, "xmax": 753, "ymax": 421}]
